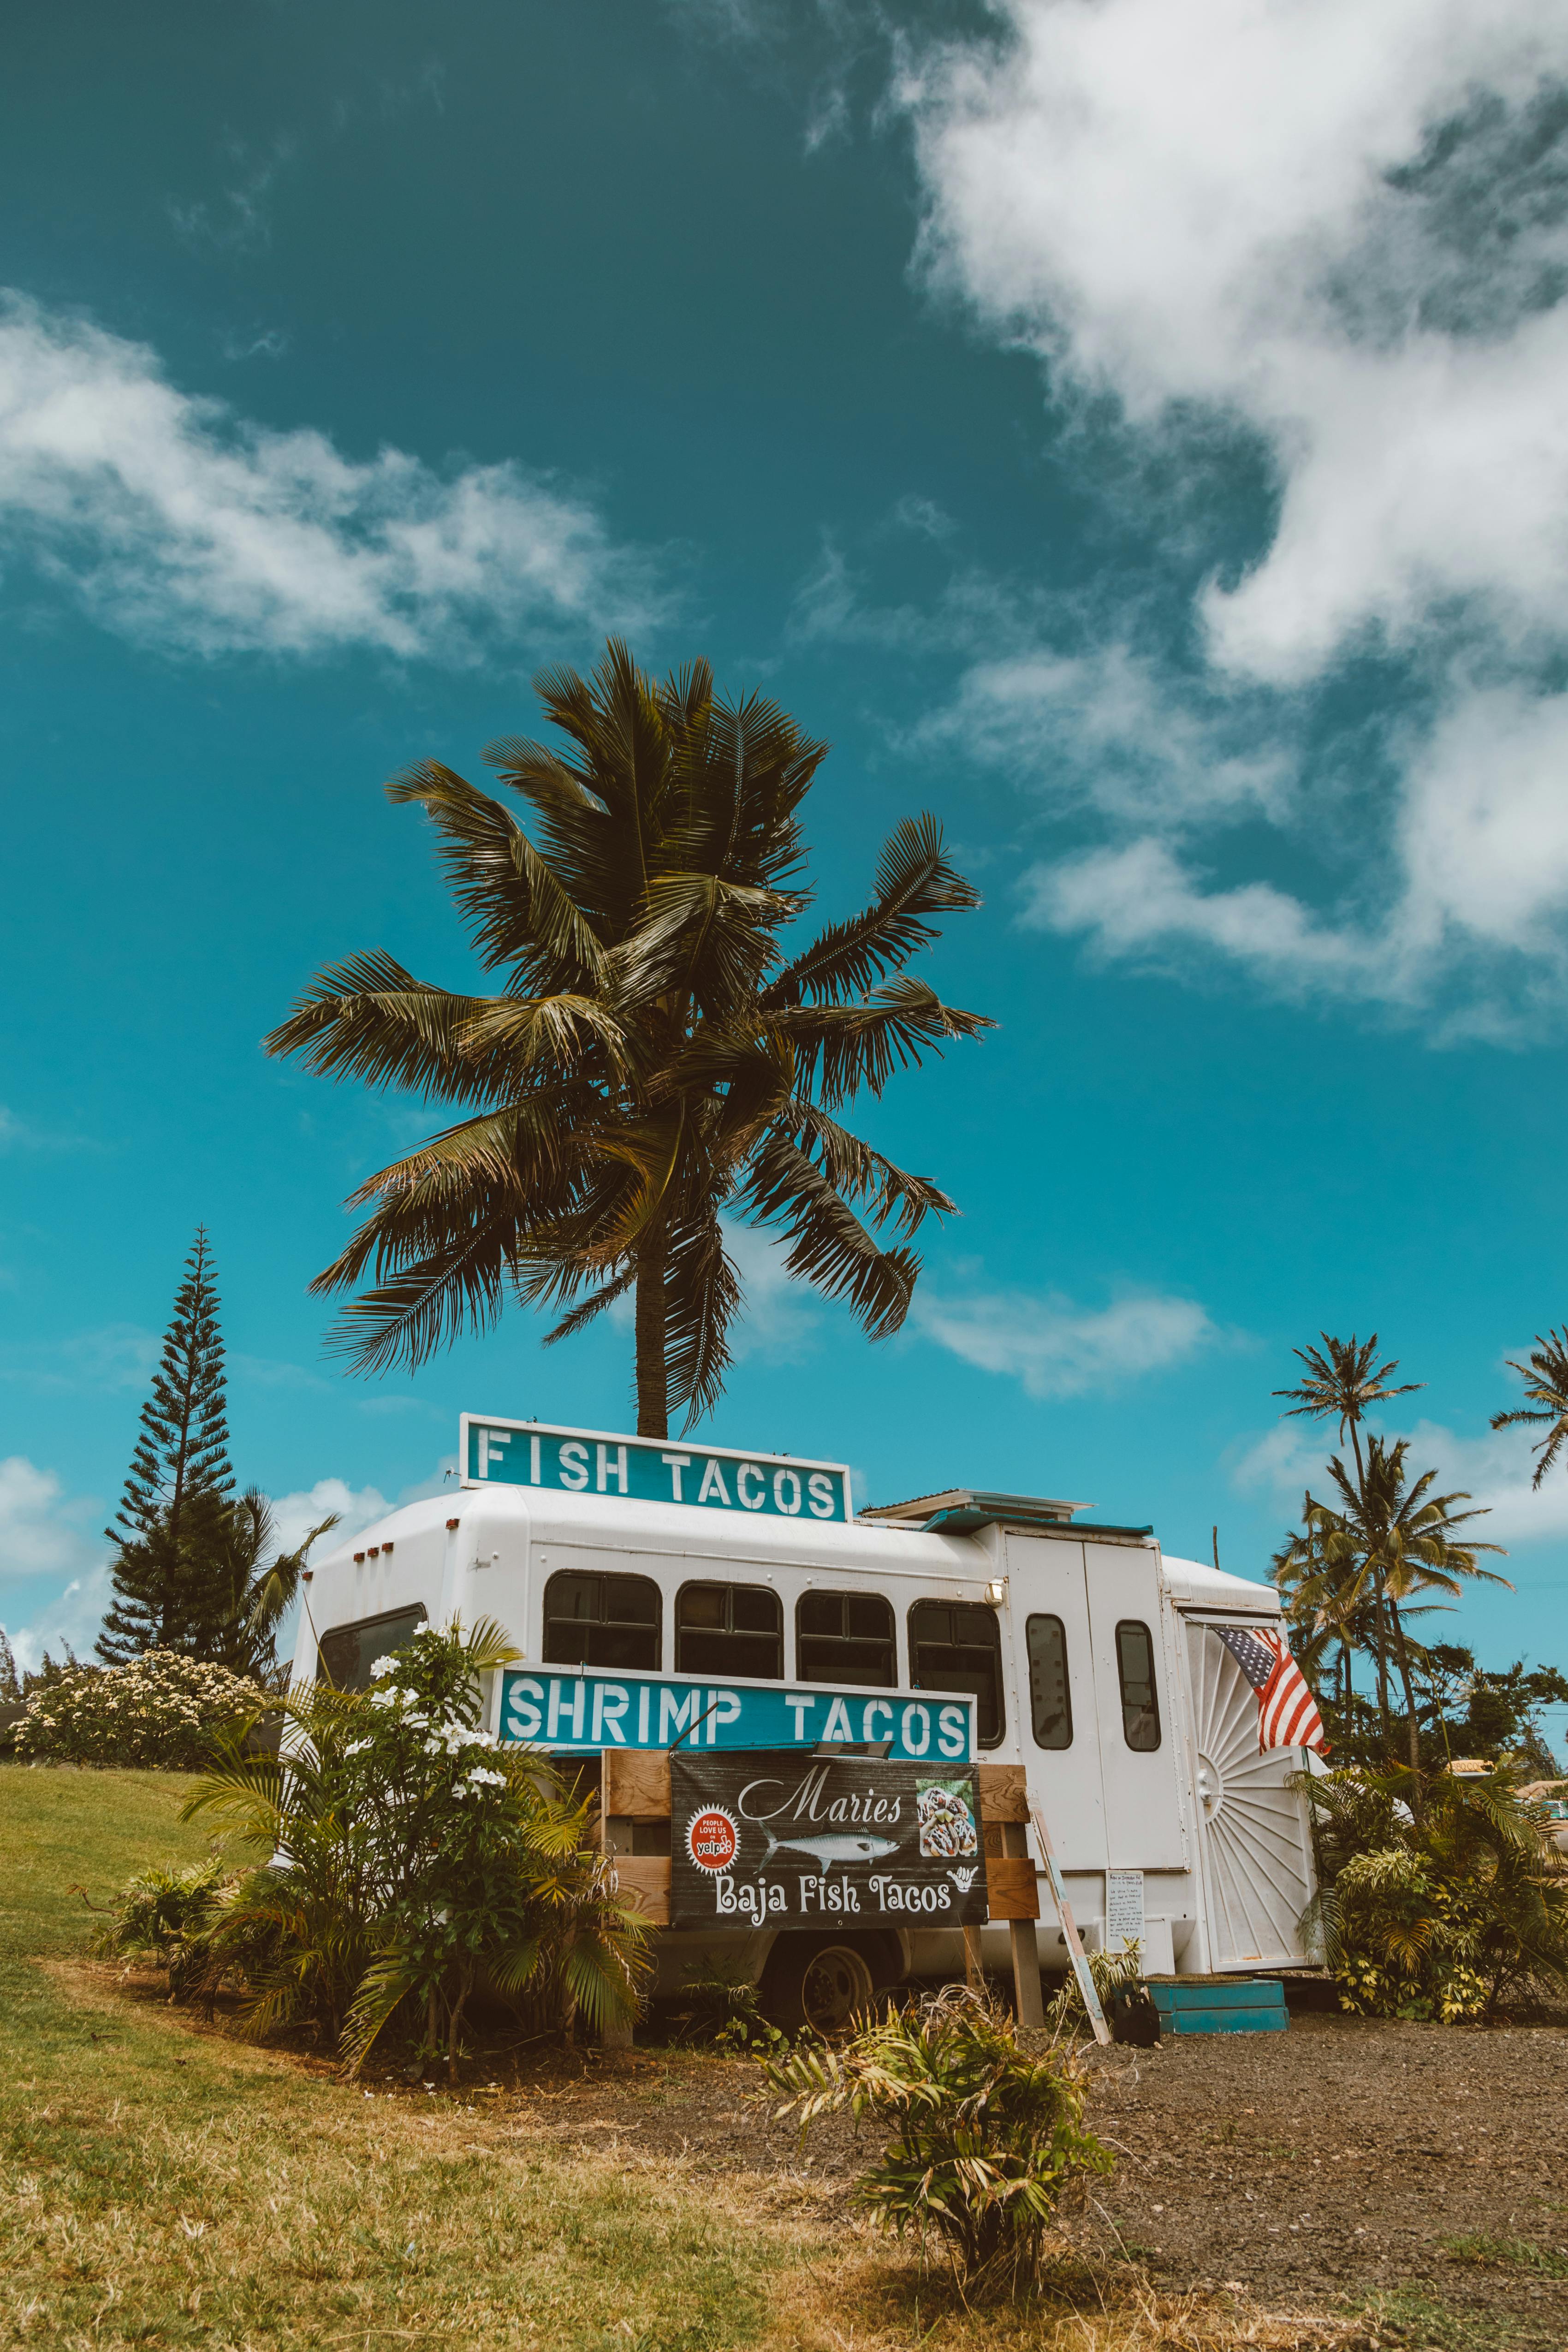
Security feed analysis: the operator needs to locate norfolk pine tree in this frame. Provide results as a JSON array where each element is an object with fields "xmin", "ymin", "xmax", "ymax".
[{"xmin": 98, "ymin": 1228, "xmax": 236, "ymax": 1661}]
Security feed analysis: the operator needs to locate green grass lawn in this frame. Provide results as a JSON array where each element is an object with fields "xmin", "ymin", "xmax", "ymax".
[{"xmin": 0, "ymin": 1764, "xmax": 802, "ymax": 2352}]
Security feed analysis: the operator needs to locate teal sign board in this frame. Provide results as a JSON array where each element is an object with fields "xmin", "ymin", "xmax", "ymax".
[
  {"xmin": 497, "ymin": 1666, "xmax": 974, "ymax": 1763},
  {"xmin": 460, "ymin": 1415, "xmax": 851, "ymax": 1523}
]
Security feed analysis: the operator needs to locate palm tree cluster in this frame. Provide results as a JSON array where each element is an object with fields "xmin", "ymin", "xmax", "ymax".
[
  {"xmin": 1271, "ymin": 1335, "xmax": 1510, "ymax": 1772},
  {"xmin": 266, "ymin": 641, "xmax": 991, "ymax": 1436}
]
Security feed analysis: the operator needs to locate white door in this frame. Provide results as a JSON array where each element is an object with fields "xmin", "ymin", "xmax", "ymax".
[
  {"xmin": 1083, "ymin": 1543, "xmax": 1190, "ymax": 1870},
  {"xmin": 1184, "ymin": 1618, "xmax": 1316, "ymax": 1968},
  {"xmin": 1003, "ymin": 1535, "xmax": 1108, "ymax": 1871}
]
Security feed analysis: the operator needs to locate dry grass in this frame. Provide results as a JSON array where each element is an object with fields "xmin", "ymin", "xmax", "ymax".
[{"xmin": 0, "ymin": 1765, "xmax": 1372, "ymax": 2351}]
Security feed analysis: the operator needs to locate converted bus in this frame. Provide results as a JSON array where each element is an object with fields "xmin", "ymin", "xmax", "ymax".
[{"xmin": 290, "ymin": 1416, "xmax": 1320, "ymax": 2031}]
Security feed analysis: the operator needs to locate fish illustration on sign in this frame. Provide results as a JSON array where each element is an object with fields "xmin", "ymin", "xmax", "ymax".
[{"xmin": 761, "ymin": 1828, "xmax": 902, "ymax": 1871}]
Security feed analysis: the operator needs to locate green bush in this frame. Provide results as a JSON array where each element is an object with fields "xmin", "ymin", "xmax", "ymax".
[
  {"xmin": 95, "ymin": 1854, "xmax": 236, "ymax": 2000},
  {"xmin": 1306, "ymin": 1763, "xmax": 1568, "ymax": 2020},
  {"xmin": 16, "ymin": 1651, "xmax": 267, "ymax": 1769},
  {"xmin": 766, "ymin": 1987, "xmax": 1112, "ymax": 2293},
  {"xmin": 177, "ymin": 1616, "xmax": 650, "ymax": 2076}
]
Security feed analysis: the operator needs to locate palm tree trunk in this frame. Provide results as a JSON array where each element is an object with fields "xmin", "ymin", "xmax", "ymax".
[
  {"xmin": 635, "ymin": 1222, "xmax": 669, "ymax": 1440},
  {"xmin": 1389, "ymin": 1601, "xmax": 1422, "ymax": 1782},
  {"xmin": 1371, "ymin": 1577, "xmax": 1395, "ymax": 1758}
]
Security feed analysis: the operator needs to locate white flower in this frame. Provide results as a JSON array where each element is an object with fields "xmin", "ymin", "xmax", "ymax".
[
  {"xmin": 369, "ymin": 1655, "xmax": 399, "ymax": 1681},
  {"xmin": 463, "ymin": 1766, "xmax": 506, "ymax": 1790},
  {"xmin": 344, "ymin": 1739, "xmax": 372, "ymax": 1757}
]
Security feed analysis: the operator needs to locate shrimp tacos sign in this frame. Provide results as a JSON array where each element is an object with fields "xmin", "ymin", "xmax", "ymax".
[{"xmin": 667, "ymin": 1750, "xmax": 989, "ymax": 1931}]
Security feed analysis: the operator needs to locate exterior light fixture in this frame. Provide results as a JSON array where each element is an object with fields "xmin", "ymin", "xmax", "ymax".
[{"xmin": 985, "ymin": 1579, "xmax": 1006, "ymax": 1606}]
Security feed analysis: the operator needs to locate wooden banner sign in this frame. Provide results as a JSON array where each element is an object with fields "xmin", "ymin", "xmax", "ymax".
[{"xmin": 667, "ymin": 1748, "xmax": 990, "ymax": 1932}]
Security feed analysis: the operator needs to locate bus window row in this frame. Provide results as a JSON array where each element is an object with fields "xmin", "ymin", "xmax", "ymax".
[{"xmin": 539, "ymin": 1571, "xmax": 1161, "ymax": 1753}]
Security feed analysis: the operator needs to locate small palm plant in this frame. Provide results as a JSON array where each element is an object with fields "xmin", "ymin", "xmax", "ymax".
[{"xmin": 766, "ymin": 1987, "xmax": 1111, "ymax": 2293}]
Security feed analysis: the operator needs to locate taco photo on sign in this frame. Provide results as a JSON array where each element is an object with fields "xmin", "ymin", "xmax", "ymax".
[{"xmin": 915, "ymin": 1776, "xmax": 979, "ymax": 1860}]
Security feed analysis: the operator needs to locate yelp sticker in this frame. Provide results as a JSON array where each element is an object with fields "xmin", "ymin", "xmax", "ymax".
[{"xmin": 685, "ymin": 1806, "xmax": 739, "ymax": 1873}]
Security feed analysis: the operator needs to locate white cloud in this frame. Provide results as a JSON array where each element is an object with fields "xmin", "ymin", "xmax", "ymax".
[
  {"xmin": 0, "ymin": 1456, "xmax": 104, "ymax": 1583},
  {"xmin": 914, "ymin": 644, "xmax": 1294, "ymax": 828},
  {"xmin": 0, "ymin": 1322, "xmax": 159, "ymax": 1394},
  {"xmin": 898, "ymin": 3, "xmax": 1568, "ymax": 1014},
  {"xmin": 0, "ymin": 1455, "xmax": 112, "ymax": 1675},
  {"xmin": 0, "ymin": 292, "xmax": 661, "ymax": 662},
  {"xmin": 268, "ymin": 1476, "xmax": 390, "ymax": 1560},
  {"xmin": 1232, "ymin": 1410, "xmax": 1568, "ymax": 1549},
  {"xmin": 913, "ymin": 1284, "xmax": 1214, "ymax": 1399}
]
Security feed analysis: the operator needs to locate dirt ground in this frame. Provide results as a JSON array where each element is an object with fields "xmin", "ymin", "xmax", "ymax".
[{"xmin": 441, "ymin": 2010, "xmax": 1568, "ymax": 2349}]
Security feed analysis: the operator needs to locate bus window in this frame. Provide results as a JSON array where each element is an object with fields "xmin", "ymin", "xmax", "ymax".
[
  {"xmin": 1026, "ymin": 1614, "xmax": 1073, "ymax": 1749},
  {"xmin": 317, "ymin": 1605, "xmax": 428, "ymax": 1691},
  {"xmin": 676, "ymin": 1582, "xmax": 783, "ymax": 1680},
  {"xmin": 907, "ymin": 1601, "xmax": 1005, "ymax": 1747},
  {"xmin": 796, "ymin": 1591, "xmax": 896, "ymax": 1687},
  {"xmin": 1115, "ymin": 1620, "xmax": 1161, "ymax": 1751},
  {"xmin": 543, "ymin": 1570, "xmax": 661, "ymax": 1671}
]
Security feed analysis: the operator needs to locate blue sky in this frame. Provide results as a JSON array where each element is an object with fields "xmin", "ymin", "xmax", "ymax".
[{"xmin": 4, "ymin": 0, "xmax": 1568, "ymax": 1743}]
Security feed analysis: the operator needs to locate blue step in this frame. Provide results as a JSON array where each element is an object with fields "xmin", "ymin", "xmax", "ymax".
[{"xmin": 1146, "ymin": 1977, "xmax": 1289, "ymax": 2035}]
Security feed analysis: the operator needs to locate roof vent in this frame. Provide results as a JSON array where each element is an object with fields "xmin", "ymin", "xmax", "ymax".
[{"xmin": 861, "ymin": 1488, "xmax": 1088, "ymax": 1533}]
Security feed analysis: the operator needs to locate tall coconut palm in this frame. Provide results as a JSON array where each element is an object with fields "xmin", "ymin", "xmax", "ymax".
[
  {"xmin": 1273, "ymin": 1333, "xmax": 1425, "ymax": 1740},
  {"xmin": 265, "ymin": 642, "xmax": 992, "ymax": 1436},
  {"xmin": 1491, "ymin": 1327, "xmax": 1568, "ymax": 1488},
  {"xmin": 1274, "ymin": 1332, "xmax": 1424, "ymax": 1485},
  {"xmin": 1308, "ymin": 1437, "xmax": 1509, "ymax": 1773}
]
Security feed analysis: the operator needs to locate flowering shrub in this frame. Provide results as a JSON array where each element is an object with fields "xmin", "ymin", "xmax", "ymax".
[
  {"xmin": 176, "ymin": 1616, "xmax": 648, "ymax": 2075},
  {"xmin": 16, "ymin": 1650, "xmax": 267, "ymax": 1770}
]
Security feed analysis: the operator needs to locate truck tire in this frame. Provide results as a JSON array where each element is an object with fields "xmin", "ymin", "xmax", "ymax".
[{"xmin": 760, "ymin": 1932, "xmax": 899, "ymax": 2034}]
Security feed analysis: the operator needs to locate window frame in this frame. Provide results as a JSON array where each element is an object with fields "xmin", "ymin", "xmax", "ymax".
[
  {"xmin": 1024, "ymin": 1611, "xmax": 1074, "ymax": 1751},
  {"xmin": 1114, "ymin": 1617, "xmax": 1162, "ymax": 1752},
  {"xmin": 905, "ymin": 1598, "xmax": 1006, "ymax": 1750},
  {"xmin": 316, "ymin": 1604, "xmax": 428, "ymax": 1692},
  {"xmin": 794, "ymin": 1589, "xmax": 898, "ymax": 1688},
  {"xmin": 541, "ymin": 1567, "xmax": 663, "ymax": 1673},
  {"xmin": 674, "ymin": 1579, "xmax": 784, "ymax": 1682}
]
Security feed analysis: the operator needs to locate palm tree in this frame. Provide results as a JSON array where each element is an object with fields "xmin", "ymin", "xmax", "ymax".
[
  {"xmin": 1310, "ymin": 1437, "xmax": 1508, "ymax": 1773},
  {"xmin": 1274, "ymin": 1332, "xmax": 1424, "ymax": 1486},
  {"xmin": 1491, "ymin": 1327, "xmax": 1568, "ymax": 1488},
  {"xmin": 265, "ymin": 641, "xmax": 991, "ymax": 1436},
  {"xmin": 210, "ymin": 1490, "xmax": 341, "ymax": 1681}
]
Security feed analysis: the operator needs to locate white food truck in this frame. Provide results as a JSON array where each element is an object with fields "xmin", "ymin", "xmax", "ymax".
[{"xmin": 289, "ymin": 1415, "xmax": 1319, "ymax": 2026}]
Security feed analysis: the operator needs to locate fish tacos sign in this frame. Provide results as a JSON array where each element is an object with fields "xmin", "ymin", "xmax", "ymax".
[{"xmin": 667, "ymin": 1749, "xmax": 990, "ymax": 1931}]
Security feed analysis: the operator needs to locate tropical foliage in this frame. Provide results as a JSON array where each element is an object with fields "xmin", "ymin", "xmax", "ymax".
[
  {"xmin": 766, "ymin": 1987, "xmax": 1111, "ymax": 2292},
  {"xmin": 1305, "ymin": 1763, "xmax": 1568, "ymax": 2021},
  {"xmin": 265, "ymin": 640, "xmax": 991, "ymax": 1435},
  {"xmin": 15, "ymin": 1651, "xmax": 267, "ymax": 1770},
  {"xmin": 170, "ymin": 1616, "xmax": 647, "ymax": 2076}
]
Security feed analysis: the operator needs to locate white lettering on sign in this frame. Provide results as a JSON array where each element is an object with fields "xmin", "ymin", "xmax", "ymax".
[
  {"xmin": 662, "ymin": 1451, "xmax": 692, "ymax": 1500},
  {"xmin": 463, "ymin": 1416, "xmax": 852, "ymax": 1522}
]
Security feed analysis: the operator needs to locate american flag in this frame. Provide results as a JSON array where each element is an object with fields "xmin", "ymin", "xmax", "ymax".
[{"xmin": 1212, "ymin": 1624, "xmax": 1330, "ymax": 1755}]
